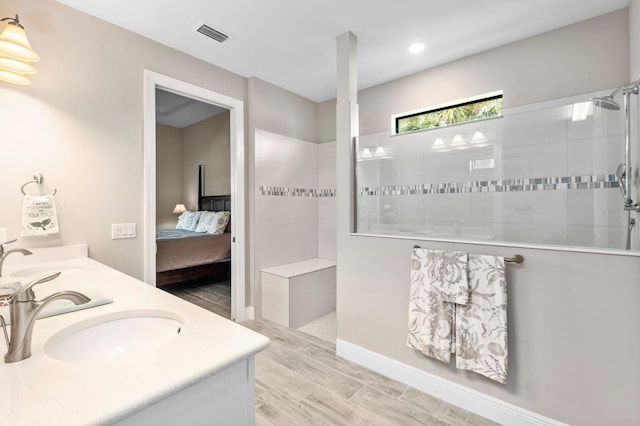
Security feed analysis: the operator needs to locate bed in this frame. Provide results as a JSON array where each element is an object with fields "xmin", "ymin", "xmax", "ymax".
[{"xmin": 156, "ymin": 167, "xmax": 232, "ymax": 286}]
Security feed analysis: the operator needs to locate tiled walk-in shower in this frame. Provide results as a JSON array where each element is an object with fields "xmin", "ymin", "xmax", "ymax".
[{"xmin": 356, "ymin": 88, "xmax": 637, "ymax": 252}]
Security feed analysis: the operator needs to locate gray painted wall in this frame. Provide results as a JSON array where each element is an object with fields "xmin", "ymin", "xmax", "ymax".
[
  {"xmin": 336, "ymin": 9, "xmax": 639, "ymax": 425},
  {"xmin": 317, "ymin": 100, "xmax": 337, "ymax": 143},
  {"xmin": 181, "ymin": 111, "xmax": 231, "ymax": 208},
  {"xmin": 0, "ymin": 0, "xmax": 246, "ymax": 279},
  {"xmin": 155, "ymin": 125, "xmax": 182, "ymax": 230},
  {"xmin": 356, "ymin": 10, "xmax": 629, "ymax": 135}
]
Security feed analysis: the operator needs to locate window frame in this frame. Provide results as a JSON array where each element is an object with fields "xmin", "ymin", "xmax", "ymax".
[{"xmin": 392, "ymin": 91, "xmax": 503, "ymax": 135}]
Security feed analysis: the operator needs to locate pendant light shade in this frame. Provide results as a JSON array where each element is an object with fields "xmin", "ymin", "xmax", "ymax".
[
  {"xmin": 0, "ymin": 68, "xmax": 31, "ymax": 85},
  {"xmin": 0, "ymin": 55, "xmax": 36, "ymax": 74},
  {"xmin": 0, "ymin": 15, "xmax": 39, "ymax": 86}
]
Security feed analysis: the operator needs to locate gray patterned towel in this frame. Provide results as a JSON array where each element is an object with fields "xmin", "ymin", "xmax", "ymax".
[
  {"xmin": 408, "ymin": 247, "xmax": 456, "ymax": 363},
  {"xmin": 455, "ymin": 254, "xmax": 508, "ymax": 384},
  {"xmin": 408, "ymin": 249, "xmax": 508, "ymax": 384},
  {"xmin": 428, "ymin": 249, "xmax": 469, "ymax": 304}
]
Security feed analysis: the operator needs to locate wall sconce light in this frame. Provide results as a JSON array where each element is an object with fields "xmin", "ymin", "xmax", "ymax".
[
  {"xmin": 172, "ymin": 203, "xmax": 187, "ymax": 215},
  {"xmin": 450, "ymin": 134, "xmax": 466, "ymax": 147},
  {"xmin": 374, "ymin": 146, "xmax": 386, "ymax": 156},
  {"xmin": 0, "ymin": 15, "xmax": 39, "ymax": 86},
  {"xmin": 470, "ymin": 130, "xmax": 487, "ymax": 143},
  {"xmin": 432, "ymin": 137, "xmax": 446, "ymax": 149},
  {"xmin": 362, "ymin": 147, "xmax": 372, "ymax": 158}
]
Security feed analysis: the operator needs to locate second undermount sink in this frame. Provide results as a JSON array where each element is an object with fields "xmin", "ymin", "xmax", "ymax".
[
  {"xmin": 10, "ymin": 264, "xmax": 86, "ymax": 278},
  {"xmin": 45, "ymin": 310, "xmax": 184, "ymax": 363}
]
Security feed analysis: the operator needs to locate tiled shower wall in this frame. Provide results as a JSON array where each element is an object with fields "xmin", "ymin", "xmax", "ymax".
[
  {"xmin": 357, "ymin": 88, "xmax": 638, "ymax": 251},
  {"xmin": 255, "ymin": 129, "xmax": 336, "ymax": 278},
  {"xmin": 318, "ymin": 141, "xmax": 337, "ymax": 260}
]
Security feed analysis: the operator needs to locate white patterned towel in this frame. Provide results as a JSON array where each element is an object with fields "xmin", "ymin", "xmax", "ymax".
[
  {"xmin": 21, "ymin": 195, "xmax": 60, "ymax": 236},
  {"xmin": 429, "ymin": 249, "xmax": 469, "ymax": 304},
  {"xmin": 455, "ymin": 254, "xmax": 508, "ymax": 384},
  {"xmin": 408, "ymin": 249, "xmax": 509, "ymax": 384},
  {"xmin": 408, "ymin": 247, "xmax": 463, "ymax": 363}
]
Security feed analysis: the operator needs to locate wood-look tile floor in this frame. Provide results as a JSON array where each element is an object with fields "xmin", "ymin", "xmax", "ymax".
[
  {"xmin": 160, "ymin": 279, "xmax": 232, "ymax": 319},
  {"xmin": 162, "ymin": 281, "xmax": 497, "ymax": 426},
  {"xmin": 243, "ymin": 320, "xmax": 497, "ymax": 426}
]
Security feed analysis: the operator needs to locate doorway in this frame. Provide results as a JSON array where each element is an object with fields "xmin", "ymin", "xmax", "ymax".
[{"xmin": 143, "ymin": 70, "xmax": 246, "ymax": 321}]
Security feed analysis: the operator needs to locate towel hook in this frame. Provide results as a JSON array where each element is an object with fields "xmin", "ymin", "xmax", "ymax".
[{"xmin": 20, "ymin": 173, "xmax": 57, "ymax": 197}]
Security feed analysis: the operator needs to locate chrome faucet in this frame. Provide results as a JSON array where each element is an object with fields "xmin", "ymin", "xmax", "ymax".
[
  {"xmin": 0, "ymin": 272, "xmax": 90, "ymax": 363},
  {"xmin": 0, "ymin": 239, "xmax": 32, "ymax": 277}
]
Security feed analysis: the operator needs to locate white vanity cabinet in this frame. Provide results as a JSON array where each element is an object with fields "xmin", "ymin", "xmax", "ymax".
[
  {"xmin": 0, "ymin": 245, "xmax": 269, "ymax": 426},
  {"xmin": 116, "ymin": 358, "xmax": 256, "ymax": 425}
]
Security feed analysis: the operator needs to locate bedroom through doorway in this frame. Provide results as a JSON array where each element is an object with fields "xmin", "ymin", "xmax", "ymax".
[
  {"xmin": 155, "ymin": 90, "xmax": 232, "ymax": 318},
  {"xmin": 143, "ymin": 70, "xmax": 247, "ymax": 321}
]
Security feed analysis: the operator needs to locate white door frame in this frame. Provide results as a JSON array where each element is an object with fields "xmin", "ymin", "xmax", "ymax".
[{"xmin": 143, "ymin": 70, "xmax": 246, "ymax": 321}]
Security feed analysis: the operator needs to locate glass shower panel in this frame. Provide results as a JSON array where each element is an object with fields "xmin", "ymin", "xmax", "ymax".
[{"xmin": 356, "ymin": 89, "xmax": 632, "ymax": 251}]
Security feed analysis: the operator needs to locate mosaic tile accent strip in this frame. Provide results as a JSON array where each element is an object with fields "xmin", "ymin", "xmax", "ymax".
[
  {"xmin": 259, "ymin": 186, "xmax": 336, "ymax": 197},
  {"xmin": 360, "ymin": 174, "xmax": 619, "ymax": 196}
]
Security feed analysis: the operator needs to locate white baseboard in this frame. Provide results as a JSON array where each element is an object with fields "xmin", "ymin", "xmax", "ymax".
[
  {"xmin": 244, "ymin": 306, "xmax": 255, "ymax": 320},
  {"xmin": 336, "ymin": 339, "xmax": 566, "ymax": 426}
]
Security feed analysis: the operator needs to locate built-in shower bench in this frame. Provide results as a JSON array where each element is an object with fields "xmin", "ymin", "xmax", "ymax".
[{"xmin": 261, "ymin": 258, "xmax": 336, "ymax": 328}]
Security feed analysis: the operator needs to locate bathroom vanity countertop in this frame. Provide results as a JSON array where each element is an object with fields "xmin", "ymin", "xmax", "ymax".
[{"xmin": 0, "ymin": 245, "xmax": 270, "ymax": 426}]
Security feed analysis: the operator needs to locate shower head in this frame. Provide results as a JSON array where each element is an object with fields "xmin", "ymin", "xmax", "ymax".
[
  {"xmin": 591, "ymin": 95, "xmax": 620, "ymax": 111},
  {"xmin": 591, "ymin": 79, "xmax": 640, "ymax": 111}
]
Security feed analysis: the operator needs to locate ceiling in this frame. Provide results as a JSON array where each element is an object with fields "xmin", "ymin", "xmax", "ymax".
[
  {"xmin": 156, "ymin": 89, "xmax": 226, "ymax": 128},
  {"xmin": 57, "ymin": 0, "xmax": 629, "ymax": 103}
]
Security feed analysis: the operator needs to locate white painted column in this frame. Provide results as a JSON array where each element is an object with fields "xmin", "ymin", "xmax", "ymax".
[{"xmin": 336, "ymin": 31, "xmax": 358, "ymax": 338}]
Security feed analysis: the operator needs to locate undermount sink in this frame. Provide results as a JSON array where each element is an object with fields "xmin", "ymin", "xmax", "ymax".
[
  {"xmin": 10, "ymin": 264, "xmax": 86, "ymax": 278},
  {"xmin": 45, "ymin": 310, "xmax": 184, "ymax": 363}
]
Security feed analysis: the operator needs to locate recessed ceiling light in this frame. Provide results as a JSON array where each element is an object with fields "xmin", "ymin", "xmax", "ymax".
[{"xmin": 408, "ymin": 42, "xmax": 425, "ymax": 54}]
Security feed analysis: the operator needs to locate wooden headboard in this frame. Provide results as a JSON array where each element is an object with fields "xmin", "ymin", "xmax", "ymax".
[
  {"xmin": 197, "ymin": 165, "xmax": 231, "ymax": 211},
  {"xmin": 200, "ymin": 194, "xmax": 231, "ymax": 212}
]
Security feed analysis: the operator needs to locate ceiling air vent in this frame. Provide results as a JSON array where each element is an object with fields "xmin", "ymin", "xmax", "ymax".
[{"xmin": 196, "ymin": 24, "xmax": 231, "ymax": 43}]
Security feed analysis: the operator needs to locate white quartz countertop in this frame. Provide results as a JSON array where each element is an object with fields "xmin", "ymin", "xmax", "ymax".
[{"xmin": 0, "ymin": 245, "xmax": 269, "ymax": 425}]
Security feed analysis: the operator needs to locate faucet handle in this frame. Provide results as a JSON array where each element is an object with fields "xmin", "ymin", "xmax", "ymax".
[
  {"xmin": 0, "ymin": 239, "xmax": 17, "ymax": 253},
  {"xmin": 10, "ymin": 272, "xmax": 61, "ymax": 302}
]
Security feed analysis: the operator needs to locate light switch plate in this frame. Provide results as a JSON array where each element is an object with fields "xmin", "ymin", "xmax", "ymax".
[{"xmin": 111, "ymin": 223, "xmax": 136, "ymax": 240}]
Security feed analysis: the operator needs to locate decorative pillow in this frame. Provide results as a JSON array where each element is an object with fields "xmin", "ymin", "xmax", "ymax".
[
  {"xmin": 195, "ymin": 211, "xmax": 231, "ymax": 235},
  {"xmin": 176, "ymin": 211, "xmax": 202, "ymax": 231}
]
